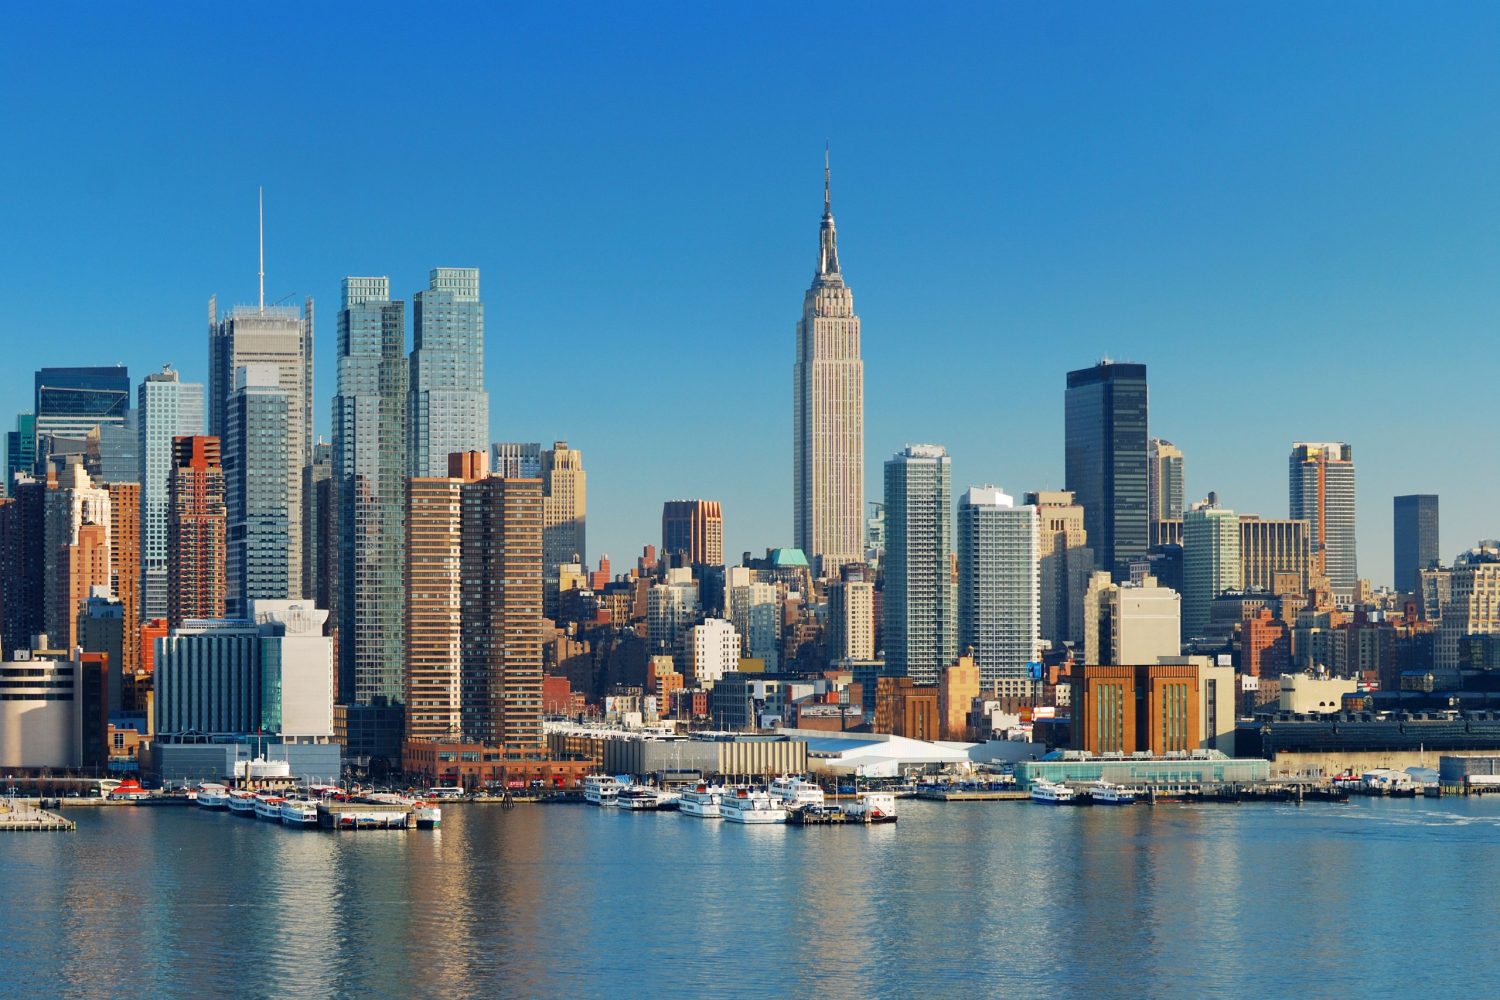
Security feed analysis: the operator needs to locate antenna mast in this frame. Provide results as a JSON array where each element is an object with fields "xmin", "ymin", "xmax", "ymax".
[{"xmin": 258, "ymin": 186, "xmax": 265, "ymax": 313}]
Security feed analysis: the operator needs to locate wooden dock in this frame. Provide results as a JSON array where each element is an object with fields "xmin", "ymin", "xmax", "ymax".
[{"xmin": 0, "ymin": 803, "xmax": 75, "ymax": 831}]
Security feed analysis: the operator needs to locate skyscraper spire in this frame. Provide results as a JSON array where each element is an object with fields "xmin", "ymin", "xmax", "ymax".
[
  {"xmin": 258, "ymin": 186, "xmax": 265, "ymax": 313},
  {"xmin": 817, "ymin": 146, "xmax": 841, "ymax": 279}
]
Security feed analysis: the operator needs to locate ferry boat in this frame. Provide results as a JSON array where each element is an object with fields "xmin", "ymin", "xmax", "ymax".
[
  {"xmin": 1029, "ymin": 779, "xmax": 1078, "ymax": 804},
  {"xmin": 1087, "ymin": 781, "xmax": 1136, "ymax": 805},
  {"xmin": 279, "ymin": 798, "xmax": 319, "ymax": 826},
  {"xmin": 253, "ymin": 794, "xmax": 287, "ymax": 821},
  {"xmin": 769, "ymin": 776, "xmax": 825, "ymax": 810},
  {"xmin": 196, "ymin": 783, "xmax": 231, "ymax": 810},
  {"xmin": 582, "ymin": 775, "xmax": 621, "ymax": 806},
  {"xmin": 845, "ymin": 791, "xmax": 898, "ymax": 823},
  {"xmin": 679, "ymin": 784, "xmax": 724, "ymax": 819},
  {"xmin": 719, "ymin": 787, "xmax": 787, "ymax": 824},
  {"xmin": 227, "ymin": 790, "xmax": 258, "ymax": 815}
]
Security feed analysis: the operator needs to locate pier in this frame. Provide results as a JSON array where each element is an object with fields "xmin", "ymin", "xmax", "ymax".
[
  {"xmin": 0, "ymin": 801, "xmax": 75, "ymax": 832},
  {"xmin": 914, "ymin": 788, "xmax": 1030, "ymax": 802}
]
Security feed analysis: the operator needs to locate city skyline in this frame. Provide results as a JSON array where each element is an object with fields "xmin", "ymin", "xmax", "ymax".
[{"xmin": 5, "ymin": 6, "xmax": 1499, "ymax": 581}]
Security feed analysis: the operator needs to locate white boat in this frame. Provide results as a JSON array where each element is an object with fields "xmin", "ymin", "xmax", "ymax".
[
  {"xmin": 1088, "ymin": 781, "xmax": 1136, "ymax": 805},
  {"xmin": 253, "ymin": 793, "xmax": 287, "ymax": 821},
  {"xmin": 279, "ymin": 798, "xmax": 319, "ymax": 826},
  {"xmin": 413, "ymin": 803, "xmax": 442, "ymax": 828},
  {"xmin": 679, "ymin": 784, "xmax": 724, "ymax": 819},
  {"xmin": 719, "ymin": 787, "xmax": 787, "ymax": 824},
  {"xmin": 227, "ymin": 790, "xmax": 258, "ymax": 815},
  {"xmin": 617, "ymin": 785, "xmax": 665, "ymax": 810},
  {"xmin": 769, "ymin": 776, "xmax": 825, "ymax": 810},
  {"xmin": 1030, "ymin": 779, "xmax": 1078, "ymax": 804},
  {"xmin": 845, "ymin": 791, "xmax": 898, "ymax": 823},
  {"xmin": 582, "ymin": 775, "xmax": 621, "ymax": 806},
  {"xmin": 196, "ymin": 783, "xmax": 231, "ymax": 810}
]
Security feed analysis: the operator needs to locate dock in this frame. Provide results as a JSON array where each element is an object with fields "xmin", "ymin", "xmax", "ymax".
[
  {"xmin": 0, "ymin": 801, "xmax": 75, "ymax": 831},
  {"xmin": 914, "ymin": 788, "xmax": 1029, "ymax": 802},
  {"xmin": 317, "ymin": 801, "xmax": 412, "ymax": 830}
]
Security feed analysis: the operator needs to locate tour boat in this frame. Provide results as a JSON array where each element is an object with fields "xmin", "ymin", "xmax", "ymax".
[
  {"xmin": 279, "ymin": 797, "xmax": 319, "ymax": 826},
  {"xmin": 1029, "ymin": 779, "xmax": 1078, "ymax": 804},
  {"xmin": 678, "ymin": 784, "xmax": 724, "ymax": 819},
  {"xmin": 617, "ymin": 785, "xmax": 666, "ymax": 810},
  {"xmin": 845, "ymin": 791, "xmax": 898, "ymax": 823},
  {"xmin": 719, "ymin": 787, "xmax": 787, "ymax": 824},
  {"xmin": 196, "ymin": 783, "xmax": 231, "ymax": 810},
  {"xmin": 253, "ymin": 793, "xmax": 287, "ymax": 821},
  {"xmin": 582, "ymin": 775, "xmax": 621, "ymax": 806},
  {"xmin": 227, "ymin": 790, "xmax": 258, "ymax": 815},
  {"xmin": 769, "ymin": 776, "xmax": 826, "ymax": 810},
  {"xmin": 1087, "ymin": 781, "xmax": 1136, "ymax": 805}
]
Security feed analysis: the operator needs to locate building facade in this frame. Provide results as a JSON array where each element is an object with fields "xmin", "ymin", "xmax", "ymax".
[
  {"xmin": 1181, "ymin": 497, "xmax": 1242, "ymax": 641},
  {"xmin": 408, "ymin": 268, "xmax": 488, "ymax": 478},
  {"xmin": 333, "ymin": 277, "xmax": 408, "ymax": 709},
  {"xmin": 540, "ymin": 442, "xmax": 585, "ymax": 620},
  {"xmin": 1027, "ymin": 490, "xmax": 1093, "ymax": 652},
  {"xmin": 793, "ymin": 155, "xmax": 864, "ymax": 577},
  {"xmin": 1289, "ymin": 442, "xmax": 1357, "ymax": 594},
  {"xmin": 958, "ymin": 486, "xmax": 1040, "ymax": 686},
  {"xmin": 1238, "ymin": 516, "xmax": 1311, "ymax": 596},
  {"xmin": 223, "ymin": 365, "xmax": 290, "ymax": 617},
  {"xmin": 1065, "ymin": 362, "xmax": 1149, "ymax": 580},
  {"xmin": 1393, "ymin": 494, "xmax": 1440, "ymax": 597},
  {"xmin": 662, "ymin": 499, "xmax": 724, "ymax": 568},
  {"xmin": 1148, "ymin": 438, "xmax": 1184, "ymax": 547},
  {"xmin": 168, "ymin": 436, "xmax": 226, "ymax": 626},
  {"xmin": 884, "ymin": 445, "xmax": 954, "ymax": 685},
  {"xmin": 137, "ymin": 367, "xmax": 204, "ymax": 619}
]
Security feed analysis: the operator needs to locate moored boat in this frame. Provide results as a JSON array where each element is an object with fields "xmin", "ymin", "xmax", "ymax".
[
  {"xmin": 582, "ymin": 775, "xmax": 621, "ymax": 807},
  {"xmin": 845, "ymin": 791, "xmax": 898, "ymax": 823},
  {"xmin": 227, "ymin": 790, "xmax": 258, "ymax": 815},
  {"xmin": 678, "ymin": 784, "xmax": 724, "ymax": 819},
  {"xmin": 413, "ymin": 802, "xmax": 442, "ymax": 828},
  {"xmin": 279, "ymin": 798, "xmax": 319, "ymax": 826},
  {"xmin": 719, "ymin": 786, "xmax": 787, "ymax": 824},
  {"xmin": 196, "ymin": 783, "xmax": 231, "ymax": 810},
  {"xmin": 253, "ymin": 794, "xmax": 287, "ymax": 821},
  {"xmin": 769, "ymin": 776, "xmax": 825, "ymax": 810},
  {"xmin": 1029, "ymin": 779, "xmax": 1078, "ymax": 804},
  {"xmin": 1087, "ymin": 781, "xmax": 1136, "ymax": 805}
]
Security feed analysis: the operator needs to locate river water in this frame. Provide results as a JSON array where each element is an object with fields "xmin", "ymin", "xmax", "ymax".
[{"xmin": 3, "ymin": 796, "xmax": 1497, "ymax": 998}]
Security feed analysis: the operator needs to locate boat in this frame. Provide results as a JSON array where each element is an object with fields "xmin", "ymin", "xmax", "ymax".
[
  {"xmin": 196, "ymin": 783, "xmax": 231, "ymax": 810},
  {"xmin": 719, "ymin": 786, "xmax": 787, "ymax": 824},
  {"xmin": 769, "ymin": 776, "xmax": 826, "ymax": 810},
  {"xmin": 279, "ymin": 798, "xmax": 319, "ymax": 826},
  {"xmin": 253, "ymin": 793, "xmax": 287, "ymax": 821},
  {"xmin": 1087, "ymin": 781, "xmax": 1136, "ymax": 805},
  {"xmin": 845, "ymin": 791, "xmax": 899, "ymax": 823},
  {"xmin": 618, "ymin": 785, "xmax": 665, "ymax": 810},
  {"xmin": 679, "ymin": 784, "xmax": 724, "ymax": 819},
  {"xmin": 1029, "ymin": 779, "xmax": 1078, "ymax": 804},
  {"xmin": 227, "ymin": 790, "xmax": 258, "ymax": 815},
  {"xmin": 582, "ymin": 775, "xmax": 621, "ymax": 806},
  {"xmin": 412, "ymin": 802, "xmax": 442, "ymax": 828}
]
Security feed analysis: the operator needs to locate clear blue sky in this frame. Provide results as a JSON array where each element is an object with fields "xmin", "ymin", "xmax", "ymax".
[{"xmin": 3, "ymin": 4, "xmax": 1498, "ymax": 585}]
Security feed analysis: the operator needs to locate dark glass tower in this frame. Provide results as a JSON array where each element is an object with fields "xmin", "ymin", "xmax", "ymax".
[
  {"xmin": 1393, "ymin": 494, "xmax": 1439, "ymax": 596},
  {"xmin": 1065, "ymin": 362, "xmax": 1148, "ymax": 581}
]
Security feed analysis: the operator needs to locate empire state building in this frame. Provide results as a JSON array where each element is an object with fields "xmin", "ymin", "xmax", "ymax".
[{"xmin": 793, "ymin": 152, "xmax": 865, "ymax": 576}]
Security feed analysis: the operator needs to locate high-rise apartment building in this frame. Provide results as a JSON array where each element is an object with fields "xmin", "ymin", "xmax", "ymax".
[
  {"xmin": 209, "ymin": 297, "xmax": 313, "ymax": 594},
  {"xmin": 1148, "ymin": 439, "xmax": 1184, "ymax": 547},
  {"xmin": 688, "ymin": 618, "xmax": 739, "ymax": 688},
  {"xmin": 106, "ymin": 481, "xmax": 140, "ymax": 677},
  {"xmin": 1181, "ymin": 496, "xmax": 1242, "ymax": 640},
  {"xmin": 168, "ymin": 436, "xmax": 226, "ymax": 626},
  {"xmin": 33, "ymin": 367, "xmax": 131, "ymax": 473},
  {"xmin": 1393, "ymin": 494, "xmax": 1440, "ymax": 596},
  {"xmin": 223, "ymin": 365, "xmax": 290, "ymax": 617},
  {"xmin": 958, "ymin": 487, "xmax": 1040, "ymax": 687},
  {"xmin": 540, "ymin": 442, "xmax": 585, "ymax": 620},
  {"xmin": 827, "ymin": 563, "xmax": 876, "ymax": 662},
  {"xmin": 1065, "ymin": 362, "xmax": 1149, "ymax": 580},
  {"xmin": 137, "ymin": 367, "xmax": 204, "ymax": 619},
  {"xmin": 1289, "ymin": 442, "xmax": 1357, "ymax": 594},
  {"xmin": 793, "ymin": 154, "xmax": 864, "ymax": 577},
  {"xmin": 1026, "ymin": 490, "xmax": 1094, "ymax": 652},
  {"xmin": 662, "ymin": 499, "xmax": 724, "ymax": 568},
  {"xmin": 43, "ymin": 460, "xmax": 112, "ymax": 649},
  {"xmin": 1436, "ymin": 543, "xmax": 1500, "ymax": 670},
  {"xmin": 333, "ymin": 277, "xmax": 408, "ymax": 709},
  {"xmin": 1238, "ymin": 516, "xmax": 1310, "ymax": 595},
  {"xmin": 408, "ymin": 268, "xmax": 488, "ymax": 478},
  {"xmin": 884, "ymin": 445, "xmax": 954, "ymax": 685},
  {"xmin": 302, "ymin": 441, "xmax": 334, "ymax": 615}
]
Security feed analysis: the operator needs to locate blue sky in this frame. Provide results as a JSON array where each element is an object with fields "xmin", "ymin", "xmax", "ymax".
[{"xmin": 3, "ymin": 4, "xmax": 1498, "ymax": 584}]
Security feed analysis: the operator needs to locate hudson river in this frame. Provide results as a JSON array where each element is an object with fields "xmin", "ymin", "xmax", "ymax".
[{"xmin": 5, "ymin": 797, "xmax": 1499, "ymax": 998}]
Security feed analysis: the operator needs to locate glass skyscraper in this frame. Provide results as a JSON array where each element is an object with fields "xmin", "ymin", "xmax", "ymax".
[
  {"xmin": 33, "ymin": 366, "xmax": 131, "ymax": 473},
  {"xmin": 408, "ymin": 268, "xmax": 488, "ymax": 478},
  {"xmin": 1065, "ymin": 362, "xmax": 1149, "ymax": 581},
  {"xmin": 138, "ymin": 367, "xmax": 205, "ymax": 619},
  {"xmin": 884, "ymin": 445, "xmax": 954, "ymax": 685},
  {"xmin": 333, "ymin": 277, "xmax": 408, "ymax": 707},
  {"xmin": 1393, "ymin": 494, "xmax": 1439, "ymax": 597},
  {"xmin": 224, "ymin": 365, "xmax": 290, "ymax": 618}
]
